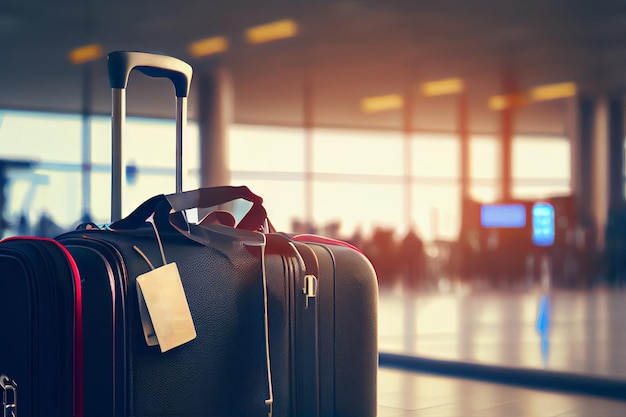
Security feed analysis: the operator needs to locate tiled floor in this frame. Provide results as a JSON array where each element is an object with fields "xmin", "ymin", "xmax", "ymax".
[{"xmin": 376, "ymin": 286, "xmax": 626, "ymax": 416}]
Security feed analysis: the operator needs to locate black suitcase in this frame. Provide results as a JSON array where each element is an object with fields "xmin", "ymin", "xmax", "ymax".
[
  {"xmin": 56, "ymin": 51, "xmax": 379, "ymax": 417},
  {"xmin": 60, "ymin": 188, "xmax": 379, "ymax": 417},
  {"xmin": 0, "ymin": 237, "xmax": 83, "ymax": 417}
]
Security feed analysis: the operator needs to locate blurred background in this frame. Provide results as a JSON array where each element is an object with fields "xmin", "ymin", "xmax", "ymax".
[{"xmin": 3, "ymin": 0, "xmax": 626, "ymax": 399}]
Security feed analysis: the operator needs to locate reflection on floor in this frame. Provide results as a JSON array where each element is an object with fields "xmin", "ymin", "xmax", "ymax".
[
  {"xmin": 378, "ymin": 368, "xmax": 626, "ymax": 417},
  {"xmin": 377, "ymin": 286, "xmax": 626, "ymax": 416},
  {"xmin": 378, "ymin": 286, "xmax": 626, "ymax": 377}
]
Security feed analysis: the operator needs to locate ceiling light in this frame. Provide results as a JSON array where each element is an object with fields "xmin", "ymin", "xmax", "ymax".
[
  {"xmin": 360, "ymin": 94, "xmax": 404, "ymax": 113},
  {"xmin": 245, "ymin": 19, "xmax": 298, "ymax": 44},
  {"xmin": 68, "ymin": 44, "xmax": 103, "ymax": 65},
  {"xmin": 189, "ymin": 36, "xmax": 229, "ymax": 58},
  {"xmin": 422, "ymin": 78, "xmax": 464, "ymax": 96},
  {"xmin": 530, "ymin": 82, "xmax": 577, "ymax": 101},
  {"xmin": 488, "ymin": 93, "xmax": 528, "ymax": 110}
]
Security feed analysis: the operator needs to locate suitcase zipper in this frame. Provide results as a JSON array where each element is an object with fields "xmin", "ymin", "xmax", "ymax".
[
  {"xmin": 1, "ymin": 374, "xmax": 17, "ymax": 417},
  {"xmin": 286, "ymin": 242, "xmax": 318, "ymax": 309}
]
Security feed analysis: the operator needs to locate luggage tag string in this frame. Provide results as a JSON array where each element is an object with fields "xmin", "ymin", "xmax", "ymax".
[
  {"xmin": 147, "ymin": 213, "xmax": 168, "ymax": 266},
  {"xmin": 132, "ymin": 213, "xmax": 168, "ymax": 270}
]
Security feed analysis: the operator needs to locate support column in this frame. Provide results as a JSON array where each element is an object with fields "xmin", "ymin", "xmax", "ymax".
[
  {"xmin": 500, "ymin": 106, "xmax": 514, "ymax": 202},
  {"xmin": 607, "ymin": 96, "xmax": 624, "ymax": 212},
  {"xmin": 458, "ymin": 92, "xmax": 470, "ymax": 219},
  {"xmin": 197, "ymin": 67, "xmax": 232, "ymax": 188},
  {"xmin": 592, "ymin": 95, "xmax": 625, "ymax": 285},
  {"xmin": 303, "ymin": 70, "xmax": 314, "ymax": 227},
  {"xmin": 403, "ymin": 81, "xmax": 414, "ymax": 231},
  {"xmin": 591, "ymin": 97, "xmax": 610, "ymax": 250},
  {"xmin": 567, "ymin": 96, "xmax": 594, "ymax": 226},
  {"xmin": 499, "ymin": 66, "xmax": 518, "ymax": 203}
]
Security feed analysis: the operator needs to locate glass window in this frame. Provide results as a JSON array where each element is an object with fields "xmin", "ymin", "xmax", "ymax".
[
  {"xmin": 470, "ymin": 135, "xmax": 499, "ymax": 180},
  {"xmin": 469, "ymin": 135, "xmax": 499, "ymax": 202},
  {"xmin": 89, "ymin": 171, "xmax": 112, "ymax": 224},
  {"xmin": 90, "ymin": 116, "xmax": 112, "ymax": 166},
  {"xmin": 513, "ymin": 136, "xmax": 570, "ymax": 180},
  {"xmin": 89, "ymin": 116, "xmax": 200, "ymax": 221},
  {"xmin": 0, "ymin": 110, "xmax": 81, "ymax": 163},
  {"xmin": 411, "ymin": 183, "xmax": 460, "ymax": 241},
  {"xmin": 0, "ymin": 110, "xmax": 83, "ymax": 235},
  {"xmin": 313, "ymin": 129, "xmax": 403, "ymax": 176},
  {"xmin": 4, "ymin": 169, "xmax": 81, "ymax": 236},
  {"xmin": 512, "ymin": 184, "xmax": 572, "ymax": 200},
  {"xmin": 229, "ymin": 125, "xmax": 304, "ymax": 172},
  {"xmin": 312, "ymin": 181, "xmax": 403, "ymax": 238},
  {"xmin": 469, "ymin": 183, "xmax": 499, "ymax": 203},
  {"xmin": 412, "ymin": 133, "xmax": 459, "ymax": 178}
]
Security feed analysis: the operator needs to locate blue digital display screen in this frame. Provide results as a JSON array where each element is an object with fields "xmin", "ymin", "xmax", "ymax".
[
  {"xmin": 480, "ymin": 204, "xmax": 526, "ymax": 228},
  {"xmin": 532, "ymin": 203, "xmax": 555, "ymax": 246}
]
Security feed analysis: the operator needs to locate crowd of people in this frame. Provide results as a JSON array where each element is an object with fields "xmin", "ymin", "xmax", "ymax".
[{"xmin": 289, "ymin": 218, "xmax": 611, "ymax": 292}]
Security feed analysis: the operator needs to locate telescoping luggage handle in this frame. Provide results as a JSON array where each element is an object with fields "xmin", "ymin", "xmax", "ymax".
[{"xmin": 107, "ymin": 51, "xmax": 193, "ymax": 222}]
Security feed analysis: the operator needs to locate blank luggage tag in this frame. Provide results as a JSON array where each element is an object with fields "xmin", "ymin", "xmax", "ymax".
[{"xmin": 134, "ymin": 215, "xmax": 196, "ymax": 353}]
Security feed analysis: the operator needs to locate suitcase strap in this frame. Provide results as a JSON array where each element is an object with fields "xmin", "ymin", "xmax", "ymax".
[{"xmin": 258, "ymin": 236, "xmax": 274, "ymax": 417}]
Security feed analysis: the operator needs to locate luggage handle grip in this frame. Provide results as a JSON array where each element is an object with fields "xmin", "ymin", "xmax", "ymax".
[
  {"xmin": 111, "ymin": 185, "xmax": 268, "ymax": 232},
  {"xmin": 165, "ymin": 186, "xmax": 267, "ymax": 231},
  {"xmin": 108, "ymin": 51, "xmax": 193, "ymax": 97}
]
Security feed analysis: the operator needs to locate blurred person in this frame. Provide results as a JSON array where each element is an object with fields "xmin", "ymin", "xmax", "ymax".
[
  {"xmin": 347, "ymin": 225, "xmax": 365, "ymax": 252},
  {"xmin": 361, "ymin": 226, "xmax": 399, "ymax": 290},
  {"xmin": 397, "ymin": 227, "xmax": 426, "ymax": 292}
]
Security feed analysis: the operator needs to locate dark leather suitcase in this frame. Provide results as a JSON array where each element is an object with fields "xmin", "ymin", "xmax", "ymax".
[
  {"xmin": 58, "ymin": 186, "xmax": 379, "ymax": 417},
  {"xmin": 0, "ymin": 237, "xmax": 83, "ymax": 417}
]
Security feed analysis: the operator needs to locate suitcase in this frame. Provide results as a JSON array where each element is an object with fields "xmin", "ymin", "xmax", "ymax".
[
  {"xmin": 0, "ymin": 237, "xmax": 83, "ymax": 417},
  {"xmin": 55, "ymin": 50, "xmax": 378, "ymax": 416}
]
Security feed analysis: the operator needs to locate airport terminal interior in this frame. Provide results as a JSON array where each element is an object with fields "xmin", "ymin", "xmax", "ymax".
[{"xmin": 3, "ymin": 1, "xmax": 626, "ymax": 415}]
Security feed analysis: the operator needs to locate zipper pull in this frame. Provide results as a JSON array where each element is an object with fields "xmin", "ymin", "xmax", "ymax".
[{"xmin": 302, "ymin": 274, "xmax": 318, "ymax": 309}]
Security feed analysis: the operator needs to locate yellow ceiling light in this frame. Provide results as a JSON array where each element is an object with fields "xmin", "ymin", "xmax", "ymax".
[
  {"xmin": 189, "ymin": 36, "xmax": 229, "ymax": 58},
  {"xmin": 360, "ymin": 94, "xmax": 404, "ymax": 113},
  {"xmin": 530, "ymin": 82, "xmax": 577, "ymax": 101},
  {"xmin": 488, "ymin": 93, "xmax": 528, "ymax": 110},
  {"xmin": 245, "ymin": 19, "xmax": 298, "ymax": 44},
  {"xmin": 69, "ymin": 44, "xmax": 104, "ymax": 65},
  {"xmin": 422, "ymin": 78, "xmax": 464, "ymax": 96}
]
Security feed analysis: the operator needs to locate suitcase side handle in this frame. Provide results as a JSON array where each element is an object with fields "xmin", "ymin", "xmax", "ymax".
[{"xmin": 107, "ymin": 51, "xmax": 193, "ymax": 97}]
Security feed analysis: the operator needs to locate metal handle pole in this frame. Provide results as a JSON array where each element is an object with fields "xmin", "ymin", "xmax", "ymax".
[{"xmin": 111, "ymin": 88, "xmax": 126, "ymax": 222}]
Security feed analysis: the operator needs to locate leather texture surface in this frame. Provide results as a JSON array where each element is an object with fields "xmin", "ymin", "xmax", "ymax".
[{"xmin": 60, "ymin": 226, "xmax": 271, "ymax": 417}]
